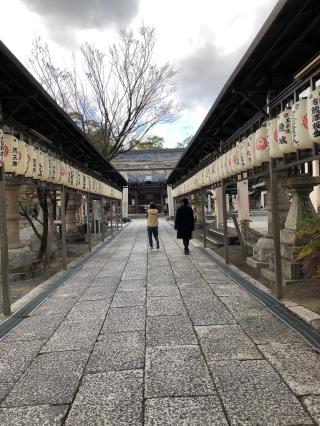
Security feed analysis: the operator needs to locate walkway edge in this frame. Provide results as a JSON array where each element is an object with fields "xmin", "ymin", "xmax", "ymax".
[
  {"xmin": 196, "ymin": 243, "xmax": 320, "ymax": 352},
  {"xmin": 0, "ymin": 225, "xmax": 129, "ymax": 340}
]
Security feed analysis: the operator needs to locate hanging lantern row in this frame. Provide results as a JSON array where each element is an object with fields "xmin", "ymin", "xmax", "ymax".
[
  {"xmin": 0, "ymin": 132, "xmax": 122, "ymax": 200},
  {"xmin": 172, "ymin": 88, "xmax": 320, "ymax": 198}
]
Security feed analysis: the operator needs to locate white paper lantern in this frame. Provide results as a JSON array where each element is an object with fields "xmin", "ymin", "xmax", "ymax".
[
  {"xmin": 35, "ymin": 149, "xmax": 45, "ymax": 180},
  {"xmin": 3, "ymin": 134, "xmax": 19, "ymax": 173},
  {"xmin": 49, "ymin": 157, "xmax": 57, "ymax": 183},
  {"xmin": 242, "ymin": 138, "xmax": 250, "ymax": 170},
  {"xmin": 267, "ymin": 118, "xmax": 283, "ymax": 158},
  {"xmin": 16, "ymin": 139, "xmax": 28, "ymax": 175},
  {"xmin": 292, "ymin": 99, "xmax": 313, "ymax": 149},
  {"xmin": 307, "ymin": 88, "xmax": 320, "ymax": 143},
  {"xmin": 236, "ymin": 141, "xmax": 246, "ymax": 172},
  {"xmin": 42, "ymin": 153, "xmax": 50, "ymax": 181},
  {"xmin": 229, "ymin": 148, "xmax": 237, "ymax": 175},
  {"xmin": 53, "ymin": 160, "xmax": 61, "ymax": 184},
  {"xmin": 278, "ymin": 109, "xmax": 295, "ymax": 153},
  {"xmin": 247, "ymin": 133, "xmax": 260, "ymax": 167},
  {"xmin": 25, "ymin": 145, "xmax": 35, "ymax": 178},
  {"xmin": 0, "ymin": 129, "xmax": 4, "ymax": 166},
  {"xmin": 223, "ymin": 152, "xmax": 228, "ymax": 177},
  {"xmin": 255, "ymin": 125, "xmax": 269, "ymax": 163},
  {"xmin": 47, "ymin": 156, "xmax": 53, "ymax": 182},
  {"xmin": 59, "ymin": 162, "xmax": 68, "ymax": 185}
]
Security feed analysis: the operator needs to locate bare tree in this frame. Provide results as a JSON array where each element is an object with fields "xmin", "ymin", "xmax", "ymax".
[
  {"xmin": 29, "ymin": 26, "xmax": 179, "ymax": 160},
  {"xmin": 29, "ymin": 37, "xmax": 96, "ymax": 134},
  {"xmin": 81, "ymin": 26, "xmax": 179, "ymax": 159}
]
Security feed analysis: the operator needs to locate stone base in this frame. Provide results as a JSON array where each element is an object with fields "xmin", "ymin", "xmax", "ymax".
[
  {"xmin": 0, "ymin": 247, "xmax": 34, "ymax": 273},
  {"xmin": 252, "ymin": 236, "xmax": 273, "ymax": 262},
  {"xmin": 66, "ymin": 232, "xmax": 86, "ymax": 243},
  {"xmin": 246, "ymin": 256, "xmax": 268, "ymax": 270},
  {"xmin": 261, "ymin": 267, "xmax": 276, "ymax": 282},
  {"xmin": 281, "ymin": 229, "xmax": 298, "ymax": 246},
  {"xmin": 30, "ymin": 233, "xmax": 62, "ymax": 253},
  {"xmin": 281, "ymin": 258, "xmax": 303, "ymax": 280},
  {"xmin": 261, "ymin": 267, "xmax": 314, "ymax": 286}
]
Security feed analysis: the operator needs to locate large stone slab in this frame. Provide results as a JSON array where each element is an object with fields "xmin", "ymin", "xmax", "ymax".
[
  {"xmin": 0, "ymin": 340, "xmax": 44, "ymax": 401},
  {"xmin": 117, "ymin": 279, "xmax": 146, "ymax": 292},
  {"xmin": 259, "ymin": 342, "xmax": 320, "ymax": 395},
  {"xmin": 147, "ymin": 315, "xmax": 197, "ymax": 347},
  {"xmin": 65, "ymin": 370, "xmax": 143, "ymax": 425},
  {"xmin": 147, "ymin": 285, "xmax": 180, "ymax": 297},
  {"xmin": 66, "ymin": 300, "xmax": 109, "ymax": 322},
  {"xmin": 208, "ymin": 282, "xmax": 248, "ymax": 297},
  {"xmin": 0, "ymin": 405, "xmax": 68, "ymax": 426},
  {"xmin": 102, "ymin": 306, "xmax": 145, "ymax": 333},
  {"xmin": 122, "ymin": 268, "xmax": 147, "ymax": 280},
  {"xmin": 201, "ymin": 273, "xmax": 234, "ymax": 284},
  {"xmin": 5, "ymin": 315, "xmax": 62, "ymax": 341},
  {"xmin": 212, "ymin": 360, "xmax": 313, "ymax": 425},
  {"xmin": 111, "ymin": 290, "xmax": 146, "ymax": 308},
  {"xmin": 2, "ymin": 351, "xmax": 89, "ymax": 407},
  {"xmin": 29, "ymin": 298, "xmax": 76, "ymax": 317},
  {"xmin": 87, "ymin": 331, "xmax": 145, "ymax": 372},
  {"xmin": 196, "ymin": 325, "xmax": 262, "ymax": 362},
  {"xmin": 179, "ymin": 286, "xmax": 214, "ymax": 300},
  {"xmin": 145, "ymin": 396, "xmax": 228, "ymax": 426},
  {"xmin": 145, "ymin": 346, "xmax": 215, "ymax": 398},
  {"xmin": 302, "ymin": 396, "xmax": 320, "ymax": 424},
  {"xmin": 40, "ymin": 320, "xmax": 102, "ymax": 353},
  {"xmin": 220, "ymin": 296, "xmax": 270, "ymax": 320},
  {"xmin": 239, "ymin": 315, "xmax": 302, "ymax": 345},
  {"xmin": 184, "ymin": 297, "xmax": 236, "ymax": 326},
  {"xmin": 79, "ymin": 285, "xmax": 115, "ymax": 302},
  {"xmin": 147, "ymin": 296, "xmax": 187, "ymax": 317}
]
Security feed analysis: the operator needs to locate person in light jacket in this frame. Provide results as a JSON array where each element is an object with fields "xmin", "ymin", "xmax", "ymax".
[
  {"xmin": 147, "ymin": 202, "xmax": 160, "ymax": 249},
  {"xmin": 174, "ymin": 198, "xmax": 194, "ymax": 255}
]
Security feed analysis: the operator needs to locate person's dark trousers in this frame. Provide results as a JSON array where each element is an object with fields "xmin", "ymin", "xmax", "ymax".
[
  {"xmin": 183, "ymin": 238, "xmax": 190, "ymax": 252},
  {"xmin": 147, "ymin": 227, "xmax": 159, "ymax": 248}
]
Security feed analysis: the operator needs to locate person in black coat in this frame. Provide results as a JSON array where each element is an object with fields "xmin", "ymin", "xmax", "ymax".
[{"xmin": 174, "ymin": 198, "xmax": 195, "ymax": 255}]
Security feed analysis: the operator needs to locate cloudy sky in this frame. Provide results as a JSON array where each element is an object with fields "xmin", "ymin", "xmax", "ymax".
[{"xmin": 1, "ymin": 0, "xmax": 278, "ymax": 147}]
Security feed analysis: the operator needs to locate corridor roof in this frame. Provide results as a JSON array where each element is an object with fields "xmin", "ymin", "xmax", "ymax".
[
  {"xmin": 168, "ymin": 0, "xmax": 320, "ymax": 185},
  {"xmin": 0, "ymin": 42, "xmax": 127, "ymax": 189}
]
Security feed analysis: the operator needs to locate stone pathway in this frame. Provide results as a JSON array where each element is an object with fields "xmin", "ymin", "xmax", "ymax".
[{"xmin": 0, "ymin": 220, "xmax": 319, "ymax": 425}]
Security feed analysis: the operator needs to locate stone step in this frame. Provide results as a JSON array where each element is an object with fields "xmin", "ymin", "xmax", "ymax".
[
  {"xmin": 199, "ymin": 234, "xmax": 223, "ymax": 247},
  {"xmin": 207, "ymin": 227, "xmax": 239, "ymax": 245}
]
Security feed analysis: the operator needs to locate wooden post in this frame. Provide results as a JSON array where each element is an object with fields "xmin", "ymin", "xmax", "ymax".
[
  {"xmin": 0, "ymin": 165, "xmax": 11, "ymax": 315},
  {"xmin": 270, "ymin": 158, "xmax": 283, "ymax": 299},
  {"xmin": 222, "ymin": 180, "xmax": 230, "ymax": 264},
  {"xmin": 201, "ymin": 190, "xmax": 207, "ymax": 248},
  {"xmin": 86, "ymin": 192, "xmax": 91, "ymax": 252},
  {"xmin": 116, "ymin": 203, "xmax": 119, "ymax": 230},
  {"xmin": 110, "ymin": 200, "xmax": 113, "ymax": 235},
  {"xmin": 231, "ymin": 214, "xmax": 247, "ymax": 256},
  {"xmin": 60, "ymin": 186, "xmax": 67, "ymax": 270},
  {"xmin": 101, "ymin": 198, "xmax": 105, "ymax": 242}
]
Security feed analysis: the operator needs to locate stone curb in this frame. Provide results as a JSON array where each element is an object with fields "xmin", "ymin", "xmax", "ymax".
[
  {"xmin": 192, "ymin": 239, "xmax": 320, "ymax": 331},
  {"xmin": 0, "ymin": 226, "xmax": 127, "ymax": 325}
]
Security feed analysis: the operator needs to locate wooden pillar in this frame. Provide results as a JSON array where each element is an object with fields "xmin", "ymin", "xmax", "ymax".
[
  {"xmin": 237, "ymin": 179, "xmax": 250, "ymax": 223},
  {"xmin": 101, "ymin": 198, "xmax": 105, "ymax": 242},
  {"xmin": 222, "ymin": 181, "xmax": 229, "ymax": 264},
  {"xmin": 270, "ymin": 159, "xmax": 283, "ymax": 299},
  {"xmin": 214, "ymin": 187, "xmax": 224, "ymax": 228},
  {"xmin": 86, "ymin": 192, "xmax": 91, "ymax": 252},
  {"xmin": 60, "ymin": 187, "xmax": 67, "ymax": 270},
  {"xmin": 110, "ymin": 199, "xmax": 114, "ymax": 235},
  {"xmin": 201, "ymin": 190, "xmax": 207, "ymax": 248},
  {"xmin": 0, "ymin": 165, "xmax": 10, "ymax": 315}
]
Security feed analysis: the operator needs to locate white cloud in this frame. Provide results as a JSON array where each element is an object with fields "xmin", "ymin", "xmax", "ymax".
[{"xmin": 0, "ymin": 0, "xmax": 279, "ymax": 148}]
